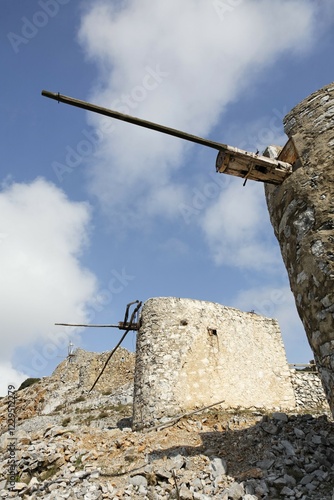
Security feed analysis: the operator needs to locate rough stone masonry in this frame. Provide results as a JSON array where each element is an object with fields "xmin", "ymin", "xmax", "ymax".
[
  {"xmin": 133, "ymin": 297, "xmax": 296, "ymax": 429},
  {"xmin": 265, "ymin": 82, "xmax": 334, "ymax": 416}
]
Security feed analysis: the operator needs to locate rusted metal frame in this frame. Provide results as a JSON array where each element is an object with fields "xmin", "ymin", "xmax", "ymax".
[
  {"xmin": 56, "ymin": 322, "xmax": 119, "ymax": 328},
  {"xmin": 55, "ymin": 322, "xmax": 139, "ymax": 331},
  {"xmin": 123, "ymin": 300, "xmax": 140, "ymax": 324},
  {"xmin": 55, "ymin": 301, "xmax": 142, "ymax": 331},
  {"xmin": 118, "ymin": 321, "xmax": 139, "ymax": 331},
  {"xmin": 89, "ymin": 300, "xmax": 142, "ymax": 392}
]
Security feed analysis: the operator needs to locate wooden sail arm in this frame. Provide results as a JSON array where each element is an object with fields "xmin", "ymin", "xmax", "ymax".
[{"xmin": 42, "ymin": 90, "xmax": 293, "ymax": 185}]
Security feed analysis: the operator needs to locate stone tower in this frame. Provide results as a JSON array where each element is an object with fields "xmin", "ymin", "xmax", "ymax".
[
  {"xmin": 265, "ymin": 82, "xmax": 334, "ymax": 415},
  {"xmin": 133, "ymin": 297, "xmax": 295, "ymax": 429}
]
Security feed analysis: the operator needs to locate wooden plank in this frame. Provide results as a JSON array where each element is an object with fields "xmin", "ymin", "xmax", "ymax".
[
  {"xmin": 216, "ymin": 145, "xmax": 292, "ymax": 185},
  {"xmin": 278, "ymin": 137, "xmax": 299, "ymax": 165}
]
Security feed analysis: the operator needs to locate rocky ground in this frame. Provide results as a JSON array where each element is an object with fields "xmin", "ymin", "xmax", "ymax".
[{"xmin": 0, "ymin": 349, "xmax": 333, "ymax": 499}]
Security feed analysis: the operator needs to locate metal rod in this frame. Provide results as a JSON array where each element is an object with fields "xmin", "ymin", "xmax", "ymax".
[
  {"xmin": 55, "ymin": 323, "xmax": 120, "ymax": 328},
  {"xmin": 89, "ymin": 301, "xmax": 142, "ymax": 392},
  {"xmin": 41, "ymin": 90, "xmax": 227, "ymax": 152}
]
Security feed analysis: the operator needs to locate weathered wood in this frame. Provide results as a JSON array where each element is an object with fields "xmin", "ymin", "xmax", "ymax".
[
  {"xmin": 140, "ymin": 399, "xmax": 226, "ymax": 432},
  {"xmin": 41, "ymin": 90, "xmax": 228, "ymax": 151},
  {"xmin": 278, "ymin": 137, "xmax": 299, "ymax": 165},
  {"xmin": 55, "ymin": 322, "xmax": 120, "ymax": 328},
  {"xmin": 216, "ymin": 146, "xmax": 292, "ymax": 185},
  {"xmin": 42, "ymin": 90, "xmax": 293, "ymax": 185}
]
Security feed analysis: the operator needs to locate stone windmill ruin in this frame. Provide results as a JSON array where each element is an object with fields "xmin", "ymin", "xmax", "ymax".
[{"xmin": 42, "ymin": 82, "xmax": 334, "ymax": 418}]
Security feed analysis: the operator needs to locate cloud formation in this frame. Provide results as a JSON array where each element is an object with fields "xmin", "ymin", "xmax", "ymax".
[
  {"xmin": 0, "ymin": 178, "xmax": 97, "ymax": 394},
  {"xmin": 78, "ymin": 0, "xmax": 318, "ymax": 267},
  {"xmin": 199, "ymin": 180, "xmax": 281, "ymax": 269},
  {"xmin": 231, "ymin": 284, "xmax": 313, "ymax": 361}
]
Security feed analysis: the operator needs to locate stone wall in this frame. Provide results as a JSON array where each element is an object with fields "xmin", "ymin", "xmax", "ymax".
[
  {"xmin": 290, "ymin": 369, "xmax": 330, "ymax": 413},
  {"xmin": 51, "ymin": 347, "xmax": 135, "ymax": 393},
  {"xmin": 133, "ymin": 297, "xmax": 296, "ymax": 429},
  {"xmin": 265, "ymin": 82, "xmax": 334, "ymax": 416}
]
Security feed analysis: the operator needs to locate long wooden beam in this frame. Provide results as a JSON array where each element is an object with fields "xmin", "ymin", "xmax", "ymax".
[{"xmin": 42, "ymin": 90, "xmax": 293, "ymax": 185}]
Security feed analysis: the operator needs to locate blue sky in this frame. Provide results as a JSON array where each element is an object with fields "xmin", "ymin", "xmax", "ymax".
[{"xmin": 1, "ymin": 0, "xmax": 334, "ymax": 394}]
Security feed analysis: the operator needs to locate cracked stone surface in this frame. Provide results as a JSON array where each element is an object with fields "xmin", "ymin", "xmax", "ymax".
[{"xmin": 265, "ymin": 82, "xmax": 334, "ymax": 416}]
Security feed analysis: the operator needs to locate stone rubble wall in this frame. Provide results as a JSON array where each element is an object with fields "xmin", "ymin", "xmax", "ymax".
[
  {"xmin": 290, "ymin": 369, "xmax": 331, "ymax": 413},
  {"xmin": 40, "ymin": 348, "xmax": 135, "ymax": 416},
  {"xmin": 133, "ymin": 297, "xmax": 296, "ymax": 429},
  {"xmin": 51, "ymin": 347, "xmax": 135, "ymax": 393},
  {"xmin": 265, "ymin": 82, "xmax": 334, "ymax": 416}
]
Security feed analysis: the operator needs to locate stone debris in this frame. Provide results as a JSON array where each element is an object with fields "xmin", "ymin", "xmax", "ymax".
[
  {"xmin": 0, "ymin": 407, "xmax": 333, "ymax": 499},
  {"xmin": 0, "ymin": 348, "xmax": 333, "ymax": 499},
  {"xmin": 291, "ymin": 370, "xmax": 330, "ymax": 412}
]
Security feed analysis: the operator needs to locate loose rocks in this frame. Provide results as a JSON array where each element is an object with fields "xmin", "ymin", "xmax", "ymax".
[{"xmin": 0, "ymin": 411, "xmax": 333, "ymax": 499}]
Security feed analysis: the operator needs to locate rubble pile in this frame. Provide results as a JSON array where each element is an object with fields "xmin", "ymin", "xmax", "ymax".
[
  {"xmin": 0, "ymin": 408, "xmax": 333, "ymax": 499},
  {"xmin": 291, "ymin": 370, "xmax": 330, "ymax": 412},
  {"xmin": 0, "ymin": 349, "xmax": 333, "ymax": 499}
]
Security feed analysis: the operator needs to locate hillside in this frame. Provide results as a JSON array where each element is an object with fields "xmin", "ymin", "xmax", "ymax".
[{"xmin": 0, "ymin": 348, "xmax": 333, "ymax": 499}]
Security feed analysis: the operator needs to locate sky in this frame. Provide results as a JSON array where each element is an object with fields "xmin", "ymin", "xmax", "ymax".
[{"xmin": 1, "ymin": 0, "xmax": 334, "ymax": 395}]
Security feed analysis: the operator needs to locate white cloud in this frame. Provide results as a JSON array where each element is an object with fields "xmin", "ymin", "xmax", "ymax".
[
  {"xmin": 225, "ymin": 111, "xmax": 289, "ymax": 154},
  {"xmin": 77, "ymin": 0, "xmax": 334, "ymax": 275},
  {"xmin": 230, "ymin": 284, "xmax": 313, "ymax": 362},
  {"xmin": 0, "ymin": 178, "xmax": 98, "ymax": 394},
  {"xmin": 199, "ymin": 180, "xmax": 281, "ymax": 269},
  {"xmin": 78, "ymin": 0, "xmax": 317, "ymax": 225},
  {"xmin": 0, "ymin": 363, "xmax": 28, "ymax": 395}
]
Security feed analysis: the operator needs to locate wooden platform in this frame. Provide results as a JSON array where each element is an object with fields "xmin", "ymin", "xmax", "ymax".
[{"xmin": 216, "ymin": 145, "xmax": 292, "ymax": 185}]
